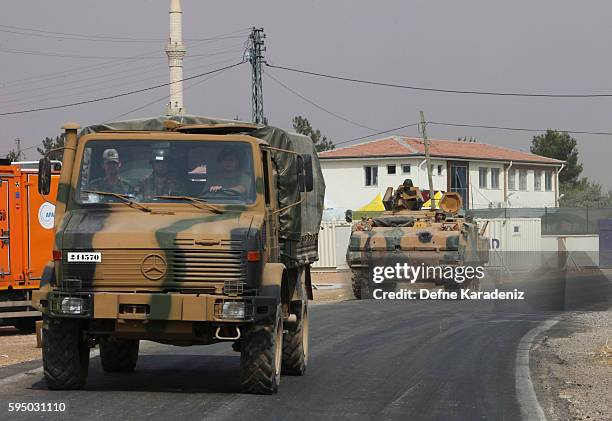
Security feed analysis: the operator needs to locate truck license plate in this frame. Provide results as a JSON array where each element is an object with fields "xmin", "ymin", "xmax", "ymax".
[{"xmin": 67, "ymin": 252, "xmax": 102, "ymax": 263}]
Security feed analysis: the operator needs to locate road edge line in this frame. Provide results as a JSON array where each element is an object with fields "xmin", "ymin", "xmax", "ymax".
[{"xmin": 515, "ymin": 317, "xmax": 560, "ymax": 421}]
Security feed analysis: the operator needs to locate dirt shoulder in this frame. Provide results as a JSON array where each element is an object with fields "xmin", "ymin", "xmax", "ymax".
[
  {"xmin": 532, "ymin": 310, "xmax": 612, "ymax": 421},
  {"xmin": 0, "ymin": 326, "xmax": 41, "ymax": 368}
]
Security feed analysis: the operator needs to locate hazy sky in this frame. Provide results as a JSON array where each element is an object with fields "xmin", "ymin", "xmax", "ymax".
[{"xmin": 2, "ymin": 1, "xmax": 612, "ymax": 187}]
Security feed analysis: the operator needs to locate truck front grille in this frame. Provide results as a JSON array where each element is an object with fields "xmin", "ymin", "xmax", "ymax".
[{"xmin": 62, "ymin": 249, "xmax": 246, "ymax": 291}]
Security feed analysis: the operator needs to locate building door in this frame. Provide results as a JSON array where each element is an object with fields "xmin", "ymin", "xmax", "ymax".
[{"xmin": 448, "ymin": 162, "xmax": 469, "ymax": 210}]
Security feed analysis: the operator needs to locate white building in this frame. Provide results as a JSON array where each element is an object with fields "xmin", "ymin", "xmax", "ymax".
[{"xmin": 318, "ymin": 136, "xmax": 564, "ymax": 211}]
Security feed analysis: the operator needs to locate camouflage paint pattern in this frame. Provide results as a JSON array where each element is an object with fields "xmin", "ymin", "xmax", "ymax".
[
  {"xmin": 346, "ymin": 183, "xmax": 489, "ymax": 295},
  {"xmin": 33, "ymin": 123, "xmax": 320, "ymax": 345}
]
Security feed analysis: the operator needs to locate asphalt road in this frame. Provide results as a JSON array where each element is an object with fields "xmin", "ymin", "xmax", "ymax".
[{"xmin": 1, "ymin": 273, "xmax": 610, "ymax": 421}]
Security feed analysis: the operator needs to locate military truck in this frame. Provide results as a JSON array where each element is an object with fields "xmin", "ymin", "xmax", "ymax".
[
  {"xmin": 346, "ymin": 179, "xmax": 488, "ymax": 298},
  {"xmin": 32, "ymin": 116, "xmax": 325, "ymax": 394}
]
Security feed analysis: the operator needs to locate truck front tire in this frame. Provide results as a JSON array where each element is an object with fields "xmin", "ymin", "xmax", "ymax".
[
  {"xmin": 282, "ymin": 301, "xmax": 309, "ymax": 375},
  {"xmin": 42, "ymin": 316, "xmax": 89, "ymax": 390},
  {"xmin": 240, "ymin": 304, "xmax": 283, "ymax": 394},
  {"xmin": 100, "ymin": 338, "xmax": 139, "ymax": 373}
]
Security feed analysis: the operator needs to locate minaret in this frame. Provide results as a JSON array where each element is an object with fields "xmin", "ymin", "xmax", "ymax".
[{"xmin": 166, "ymin": 0, "xmax": 186, "ymax": 116}]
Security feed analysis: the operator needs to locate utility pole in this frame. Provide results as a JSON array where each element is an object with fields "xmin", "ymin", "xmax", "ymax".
[
  {"xmin": 420, "ymin": 111, "xmax": 435, "ymax": 210},
  {"xmin": 15, "ymin": 138, "xmax": 22, "ymax": 161},
  {"xmin": 249, "ymin": 28, "xmax": 266, "ymax": 124}
]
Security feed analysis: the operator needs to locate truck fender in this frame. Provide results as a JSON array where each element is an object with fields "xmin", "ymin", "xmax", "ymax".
[{"xmin": 260, "ymin": 263, "xmax": 287, "ymax": 302}]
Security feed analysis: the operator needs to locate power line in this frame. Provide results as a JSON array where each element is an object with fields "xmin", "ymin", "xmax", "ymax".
[
  {"xmin": 428, "ymin": 121, "xmax": 612, "ymax": 136},
  {"xmin": 0, "ymin": 47, "xmax": 166, "ymax": 60},
  {"xmin": 266, "ymin": 63, "xmax": 612, "ymax": 99},
  {"xmin": 264, "ymin": 71, "xmax": 380, "ymax": 132},
  {"xmin": 0, "ymin": 23, "xmax": 250, "ymax": 43},
  {"xmin": 0, "ymin": 61, "xmax": 246, "ymax": 116},
  {"xmin": 0, "ymin": 54, "xmax": 243, "ymax": 106},
  {"xmin": 0, "ymin": 29, "xmax": 248, "ymax": 88},
  {"xmin": 105, "ymin": 66, "xmax": 232, "ymax": 122},
  {"xmin": 334, "ymin": 123, "xmax": 420, "ymax": 147}
]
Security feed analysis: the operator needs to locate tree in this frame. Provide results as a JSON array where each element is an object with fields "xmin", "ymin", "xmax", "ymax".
[
  {"xmin": 5, "ymin": 150, "xmax": 20, "ymax": 161},
  {"xmin": 559, "ymin": 177, "xmax": 612, "ymax": 207},
  {"xmin": 530, "ymin": 130, "xmax": 582, "ymax": 186},
  {"xmin": 37, "ymin": 135, "xmax": 65, "ymax": 161},
  {"xmin": 292, "ymin": 116, "xmax": 335, "ymax": 152}
]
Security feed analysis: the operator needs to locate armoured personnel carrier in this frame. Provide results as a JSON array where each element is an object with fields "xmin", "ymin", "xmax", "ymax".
[{"xmin": 346, "ymin": 179, "xmax": 488, "ymax": 299}]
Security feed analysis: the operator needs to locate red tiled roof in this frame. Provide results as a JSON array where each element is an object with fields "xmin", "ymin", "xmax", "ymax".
[{"xmin": 318, "ymin": 136, "xmax": 563, "ymax": 164}]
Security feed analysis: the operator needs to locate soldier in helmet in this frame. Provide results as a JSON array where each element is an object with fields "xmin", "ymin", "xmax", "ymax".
[
  {"xmin": 135, "ymin": 148, "xmax": 182, "ymax": 198},
  {"xmin": 88, "ymin": 149, "xmax": 132, "ymax": 195},
  {"xmin": 205, "ymin": 147, "xmax": 251, "ymax": 195}
]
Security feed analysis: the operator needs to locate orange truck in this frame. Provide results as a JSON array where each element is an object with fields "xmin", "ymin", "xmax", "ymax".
[{"xmin": 0, "ymin": 160, "xmax": 59, "ymax": 332}]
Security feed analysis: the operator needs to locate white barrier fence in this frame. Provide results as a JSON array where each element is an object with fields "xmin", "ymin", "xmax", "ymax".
[
  {"xmin": 314, "ymin": 218, "xmax": 600, "ymax": 272},
  {"xmin": 313, "ymin": 221, "xmax": 351, "ymax": 270}
]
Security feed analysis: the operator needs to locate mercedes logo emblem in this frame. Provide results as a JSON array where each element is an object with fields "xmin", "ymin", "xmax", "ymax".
[{"xmin": 140, "ymin": 254, "xmax": 167, "ymax": 280}]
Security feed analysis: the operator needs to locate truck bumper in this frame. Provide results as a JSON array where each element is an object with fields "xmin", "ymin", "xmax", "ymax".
[{"xmin": 32, "ymin": 290, "xmax": 276, "ymax": 323}]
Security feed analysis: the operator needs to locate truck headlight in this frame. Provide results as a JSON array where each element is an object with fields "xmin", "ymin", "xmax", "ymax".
[
  {"xmin": 221, "ymin": 301, "xmax": 245, "ymax": 319},
  {"xmin": 60, "ymin": 297, "xmax": 85, "ymax": 315}
]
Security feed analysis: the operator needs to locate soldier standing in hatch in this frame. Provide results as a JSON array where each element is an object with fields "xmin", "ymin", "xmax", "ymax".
[
  {"xmin": 89, "ymin": 149, "xmax": 132, "ymax": 195},
  {"xmin": 135, "ymin": 148, "xmax": 181, "ymax": 198}
]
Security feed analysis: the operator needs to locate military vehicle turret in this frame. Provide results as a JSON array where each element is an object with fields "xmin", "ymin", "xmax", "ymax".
[{"xmin": 346, "ymin": 179, "xmax": 488, "ymax": 299}]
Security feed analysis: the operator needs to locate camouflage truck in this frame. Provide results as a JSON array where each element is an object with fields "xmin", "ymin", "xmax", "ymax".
[
  {"xmin": 346, "ymin": 179, "xmax": 488, "ymax": 298},
  {"xmin": 32, "ymin": 116, "xmax": 325, "ymax": 394}
]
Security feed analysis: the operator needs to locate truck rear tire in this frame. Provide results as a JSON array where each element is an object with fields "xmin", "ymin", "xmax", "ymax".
[
  {"xmin": 99, "ymin": 338, "xmax": 139, "ymax": 373},
  {"xmin": 42, "ymin": 316, "xmax": 89, "ymax": 390},
  {"xmin": 240, "ymin": 304, "xmax": 283, "ymax": 394},
  {"xmin": 282, "ymin": 301, "xmax": 309, "ymax": 376}
]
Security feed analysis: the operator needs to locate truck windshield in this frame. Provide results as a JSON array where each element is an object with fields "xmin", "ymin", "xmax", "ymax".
[{"xmin": 76, "ymin": 140, "xmax": 256, "ymax": 205}]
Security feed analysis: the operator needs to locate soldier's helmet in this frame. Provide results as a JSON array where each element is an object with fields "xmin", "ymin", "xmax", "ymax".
[
  {"xmin": 402, "ymin": 178, "xmax": 414, "ymax": 188},
  {"xmin": 102, "ymin": 148, "xmax": 120, "ymax": 164},
  {"xmin": 150, "ymin": 148, "xmax": 170, "ymax": 163}
]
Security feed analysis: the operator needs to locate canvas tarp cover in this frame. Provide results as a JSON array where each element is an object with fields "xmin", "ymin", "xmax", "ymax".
[{"xmin": 80, "ymin": 115, "xmax": 325, "ymax": 241}]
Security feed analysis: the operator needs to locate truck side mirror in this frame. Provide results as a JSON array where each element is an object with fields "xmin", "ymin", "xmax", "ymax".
[
  {"xmin": 301, "ymin": 154, "xmax": 314, "ymax": 192},
  {"xmin": 345, "ymin": 209, "xmax": 353, "ymax": 223},
  {"xmin": 38, "ymin": 157, "xmax": 52, "ymax": 195}
]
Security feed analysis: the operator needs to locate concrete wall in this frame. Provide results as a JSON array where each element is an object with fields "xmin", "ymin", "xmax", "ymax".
[{"xmin": 541, "ymin": 235, "xmax": 599, "ymax": 267}]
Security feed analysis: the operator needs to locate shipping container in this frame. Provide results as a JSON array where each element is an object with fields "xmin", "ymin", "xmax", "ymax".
[{"xmin": 0, "ymin": 161, "xmax": 59, "ymax": 332}]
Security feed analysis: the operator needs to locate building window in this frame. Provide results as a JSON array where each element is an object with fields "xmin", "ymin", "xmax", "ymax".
[
  {"xmin": 437, "ymin": 165, "xmax": 443, "ymax": 175},
  {"xmin": 534, "ymin": 170, "xmax": 542, "ymax": 191},
  {"xmin": 519, "ymin": 169, "xmax": 527, "ymax": 191},
  {"xmin": 479, "ymin": 167, "xmax": 488, "ymax": 188},
  {"xmin": 364, "ymin": 166, "xmax": 378, "ymax": 186},
  {"xmin": 491, "ymin": 168, "xmax": 500, "ymax": 189},
  {"xmin": 387, "ymin": 164, "xmax": 396, "ymax": 175},
  {"xmin": 508, "ymin": 169, "xmax": 516, "ymax": 190},
  {"xmin": 402, "ymin": 164, "xmax": 411, "ymax": 174},
  {"xmin": 545, "ymin": 171, "xmax": 553, "ymax": 191}
]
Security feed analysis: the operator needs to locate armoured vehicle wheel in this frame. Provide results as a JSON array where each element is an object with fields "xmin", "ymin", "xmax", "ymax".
[
  {"xmin": 351, "ymin": 270, "xmax": 372, "ymax": 299},
  {"xmin": 42, "ymin": 316, "xmax": 89, "ymax": 390},
  {"xmin": 240, "ymin": 304, "xmax": 283, "ymax": 394},
  {"xmin": 282, "ymin": 301, "xmax": 309, "ymax": 375},
  {"xmin": 13, "ymin": 317, "xmax": 37, "ymax": 333},
  {"xmin": 100, "ymin": 338, "xmax": 139, "ymax": 373}
]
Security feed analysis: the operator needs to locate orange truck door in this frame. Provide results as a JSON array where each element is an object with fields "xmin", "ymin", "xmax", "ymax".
[
  {"xmin": 26, "ymin": 173, "xmax": 59, "ymax": 281},
  {"xmin": 0, "ymin": 179, "xmax": 10, "ymax": 280}
]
